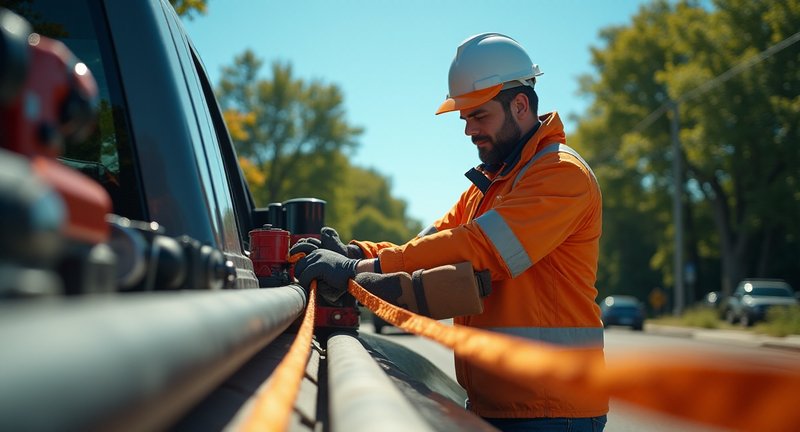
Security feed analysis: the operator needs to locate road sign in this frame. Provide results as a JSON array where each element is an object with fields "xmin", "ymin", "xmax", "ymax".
[{"xmin": 649, "ymin": 287, "xmax": 667, "ymax": 313}]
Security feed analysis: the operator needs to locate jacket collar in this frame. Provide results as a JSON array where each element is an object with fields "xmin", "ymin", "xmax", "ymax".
[
  {"xmin": 497, "ymin": 121, "xmax": 540, "ymax": 176},
  {"xmin": 477, "ymin": 111, "xmax": 566, "ymax": 178},
  {"xmin": 464, "ymin": 112, "xmax": 566, "ymax": 194}
]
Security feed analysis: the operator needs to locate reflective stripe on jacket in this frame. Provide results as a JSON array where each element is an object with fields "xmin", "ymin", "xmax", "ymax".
[{"xmin": 352, "ymin": 112, "xmax": 607, "ymax": 418}]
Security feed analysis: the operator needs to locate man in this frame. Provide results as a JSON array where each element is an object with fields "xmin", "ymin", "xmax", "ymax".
[{"xmin": 294, "ymin": 33, "xmax": 608, "ymax": 431}]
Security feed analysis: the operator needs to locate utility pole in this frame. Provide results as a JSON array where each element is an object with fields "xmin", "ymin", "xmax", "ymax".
[
  {"xmin": 630, "ymin": 33, "xmax": 800, "ymax": 315},
  {"xmin": 670, "ymin": 102, "xmax": 684, "ymax": 316}
]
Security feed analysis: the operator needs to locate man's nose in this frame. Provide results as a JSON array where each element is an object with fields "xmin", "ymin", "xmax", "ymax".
[{"xmin": 464, "ymin": 120, "xmax": 479, "ymax": 136}]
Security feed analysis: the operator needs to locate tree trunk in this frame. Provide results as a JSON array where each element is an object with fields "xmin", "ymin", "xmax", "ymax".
[
  {"xmin": 686, "ymin": 161, "xmax": 743, "ymax": 297},
  {"xmin": 711, "ymin": 197, "xmax": 735, "ymax": 296},
  {"xmin": 756, "ymin": 227, "xmax": 773, "ymax": 277},
  {"xmin": 684, "ymin": 195, "xmax": 701, "ymax": 302}
]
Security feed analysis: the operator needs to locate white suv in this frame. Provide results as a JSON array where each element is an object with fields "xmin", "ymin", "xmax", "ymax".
[{"xmin": 723, "ymin": 279, "xmax": 797, "ymax": 326}]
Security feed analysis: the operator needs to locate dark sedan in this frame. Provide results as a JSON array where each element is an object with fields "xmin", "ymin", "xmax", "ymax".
[{"xmin": 601, "ymin": 295, "xmax": 645, "ymax": 330}]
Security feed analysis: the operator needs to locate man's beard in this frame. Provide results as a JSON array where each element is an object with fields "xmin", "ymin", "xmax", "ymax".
[{"xmin": 474, "ymin": 111, "xmax": 522, "ymax": 166}]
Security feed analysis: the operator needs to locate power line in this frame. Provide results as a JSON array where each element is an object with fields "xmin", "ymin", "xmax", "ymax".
[{"xmin": 632, "ymin": 29, "xmax": 800, "ymax": 133}]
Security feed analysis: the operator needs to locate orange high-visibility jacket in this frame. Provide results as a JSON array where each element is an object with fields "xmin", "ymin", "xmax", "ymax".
[{"xmin": 353, "ymin": 112, "xmax": 608, "ymax": 418}]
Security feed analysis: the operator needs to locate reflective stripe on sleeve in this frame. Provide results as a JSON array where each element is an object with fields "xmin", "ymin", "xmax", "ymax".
[
  {"xmin": 475, "ymin": 209, "xmax": 532, "ymax": 277},
  {"xmin": 417, "ymin": 224, "xmax": 438, "ymax": 238},
  {"xmin": 487, "ymin": 326, "xmax": 605, "ymax": 347}
]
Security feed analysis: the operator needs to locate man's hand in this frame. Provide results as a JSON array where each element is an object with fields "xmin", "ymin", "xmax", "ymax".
[
  {"xmin": 294, "ymin": 249, "xmax": 359, "ymax": 292},
  {"xmin": 320, "ymin": 227, "xmax": 364, "ymax": 259},
  {"xmin": 289, "ymin": 237, "xmax": 321, "ymax": 256}
]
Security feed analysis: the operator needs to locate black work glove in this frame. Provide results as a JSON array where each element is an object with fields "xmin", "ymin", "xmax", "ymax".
[
  {"xmin": 294, "ymin": 249, "xmax": 359, "ymax": 293},
  {"xmin": 289, "ymin": 237, "xmax": 321, "ymax": 256},
  {"xmin": 320, "ymin": 227, "xmax": 364, "ymax": 259}
]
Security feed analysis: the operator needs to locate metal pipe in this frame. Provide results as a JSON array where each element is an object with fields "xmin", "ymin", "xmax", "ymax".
[
  {"xmin": 0, "ymin": 285, "xmax": 307, "ymax": 431},
  {"xmin": 327, "ymin": 333, "xmax": 434, "ymax": 432}
]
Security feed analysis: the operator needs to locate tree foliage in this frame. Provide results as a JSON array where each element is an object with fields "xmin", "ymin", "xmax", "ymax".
[
  {"xmin": 574, "ymin": 0, "xmax": 800, "ymax": 304},
  {"xmin": 347, "ymin": 166, "xmax": 422, "ymax": 244},
  {"xmin": 218, "ymin": 51, "xmax": 362, "ymax": 203},
  {"xmin": 221, "ymin": 51, "xmax": 421, "ymax": 243},
  {"xmin": 168, "ymin": 0, "xmax": 207, "ymax": 19}
]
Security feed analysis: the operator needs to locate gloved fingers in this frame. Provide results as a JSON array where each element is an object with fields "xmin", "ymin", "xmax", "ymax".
[
  {"xmin": 297, "ymin": 270, "xmax": 315, "ymax": 290},
  {"xmin": 294, "ymin": 249, "xmax": 359, "ymax": 291},
  {"xmin": 320, "ymin": 227, "xmax": 365, "ymax": 259},
  {"xmin": 320, "ymin": 226, "xmax": 341, "ymax": 241},
  {"xmin": 297, "ymin": 260, "xmax": 344, "ymax": 291},
  {"xmin": 293, "ymin": 250, "xmax": 319, "ymax": 285},
  {"xmin": 320, "ymin": 226, "xmax": 347, "ymax": 255},
  {"xmin": 346, "ymin": 244, "xmax": 365, "ymax": 259},
  {"xmin": 296, "ymin": 261, "xmax": 321, "ymax": 289},
  {"xmin": 289, "ymin": 238, "xmax": 320, "ymax": 256},
  {"xmin": 294, "ymin": 249, "xmax": 338, "ymax": 289},
  {"xmin": 293, "ymin": 237, "xmax": 321, "ymax": 248},
  {"xmin": 289, "ymin": 243, "xmax": 316, "ymax": 257}
]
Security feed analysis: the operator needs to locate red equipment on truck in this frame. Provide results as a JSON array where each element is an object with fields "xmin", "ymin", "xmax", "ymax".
[
  {"xmin": 0, "ymin": 8, "xmax": 236, "ymax": 297},
  {"xmin": 250, "ymin": 198, "xmax": 361, "ymax": 331},
  {"xmin": 0, "ymin": 8, "xmax": 114, "ymax": 296}
]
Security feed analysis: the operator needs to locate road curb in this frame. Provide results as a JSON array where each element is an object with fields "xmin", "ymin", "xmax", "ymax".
[
  {"xmin": 643, "ymin": 323, "xmax": 694, "ymax": 338},
  {"xmin": 644, "ymin": 323, "xmax": 800, "ymax": 352},
  {"xmin": 761, "ymin": 341, "xmax": 800, "ymax": 352}
]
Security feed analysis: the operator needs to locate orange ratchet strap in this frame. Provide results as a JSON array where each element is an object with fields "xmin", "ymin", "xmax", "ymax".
[
  {"xmin": 349, "ymin": 279, "xmax": 800, "ymax": 432},
  {"xmin": 241, "ymin": 254, "xmax": 315, "ymax": 432}
]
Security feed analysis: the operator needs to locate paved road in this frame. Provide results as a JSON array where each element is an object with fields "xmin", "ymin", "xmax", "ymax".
[{"xmin": 361, "ymin": 320, "xmax": 800, "ymax": 432}]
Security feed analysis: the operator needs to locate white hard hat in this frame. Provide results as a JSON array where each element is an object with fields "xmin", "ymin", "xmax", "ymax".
[{"xmin": 436, "ymin": 33, "xmax": 542, "ymax": 115}]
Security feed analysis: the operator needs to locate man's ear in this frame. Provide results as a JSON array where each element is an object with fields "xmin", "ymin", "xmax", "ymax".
[{"xmin": 512, "ymin": 93, "xmax": 529, "ymax": 119}]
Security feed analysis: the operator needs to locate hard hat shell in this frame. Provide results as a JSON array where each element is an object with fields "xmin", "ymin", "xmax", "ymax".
[{"xmin": 436, "ymin": 33, "xmax": 542, "ymax": 115}]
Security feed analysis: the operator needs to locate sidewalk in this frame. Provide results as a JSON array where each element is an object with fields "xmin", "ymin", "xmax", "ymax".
[{"xmin": 645, "ymin": 323, "xmax": 800, "ymax": 352}]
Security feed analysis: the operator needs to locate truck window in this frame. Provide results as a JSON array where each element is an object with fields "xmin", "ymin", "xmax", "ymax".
[
  {"xmin": 10, "ymin": 0, "xmax": 145, "ymax": 221},
  {"xmin": 191, "ymin": 47, "xmax": 257, "ymax": 251},
  {"xmin": 161, "ymin": 6, "xmax": 243, "ymax": 254}
]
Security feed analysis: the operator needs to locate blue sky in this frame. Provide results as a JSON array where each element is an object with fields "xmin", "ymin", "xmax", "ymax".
[{"xmin": 184, "ymin": 1, "xmax": 652, "ymax": 228}]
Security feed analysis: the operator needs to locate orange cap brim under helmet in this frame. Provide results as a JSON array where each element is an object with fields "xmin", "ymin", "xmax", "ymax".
[{"xmin": 435, "ymin": 83, "xmax": 504, "ymax": 115}]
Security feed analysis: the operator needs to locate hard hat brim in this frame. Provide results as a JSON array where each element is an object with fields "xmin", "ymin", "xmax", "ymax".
[{"xmin": 435, "ymin": 83, "xmax": 504, "ymax": 115}]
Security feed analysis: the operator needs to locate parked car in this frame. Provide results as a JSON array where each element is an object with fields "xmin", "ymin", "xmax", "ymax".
[
  {"xmin": 600, "ymin": 295, "xmax": 645, "ymax": 330},
  {"xmin": 721, "ymin": 279, "xmax": 797, "ymax": 326}
]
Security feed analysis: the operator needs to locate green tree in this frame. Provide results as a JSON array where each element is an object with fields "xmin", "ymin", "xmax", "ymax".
[
  {"xmin": 217, "ymin": 51, "xmax": 362, "ymax": 204},
  {"xmin": 574, "ymin": 0, "xmax": 800, "ymax": 300},
  {"xmin": 347, "ymin": 167, "xmax": 423, "ymax": 244},
  {"xmin": 671, "ymin": 0, "xmax": 800, "ymax": 294},
  {"xmin": 572, "ymin": 1, "xmax": 683, "ymax": 301},
  {"xmin": 218, "ymin": 51, "xmax": 421, "ymax": 242}
]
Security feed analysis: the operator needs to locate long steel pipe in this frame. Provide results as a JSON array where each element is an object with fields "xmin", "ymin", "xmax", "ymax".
[
  {"xmin": 327, "ymin": 333, "xmax": 434, "ymax": 432},
  {"xmin": 0, "ymin": 285, "xmax": 306, "ymax": 431}
]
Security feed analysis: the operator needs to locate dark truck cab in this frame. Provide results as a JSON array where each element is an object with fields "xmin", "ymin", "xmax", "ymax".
[
  {"xmin": 1, "ymin": 1, "xmax": 491, "ymax": 430},
  {"xmin": 0, "ymin": 0, "xmax": 305, "ymax": 429},
  {"xmin": 11, "ymin": 0, "xmax": 261, "ymax": 282}
]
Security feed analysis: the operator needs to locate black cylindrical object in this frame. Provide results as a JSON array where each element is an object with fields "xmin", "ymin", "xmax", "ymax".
[
  {"xmin": 283, "ymin": 198, "xmax": 325, "ymax": 236},
  {"xmin": 266, "ymin": 202, "xmax": 285, "ymax": 229},
  {"xmin": 0, "ymin": 285, "xmax": 307, "ymax": 432}
]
